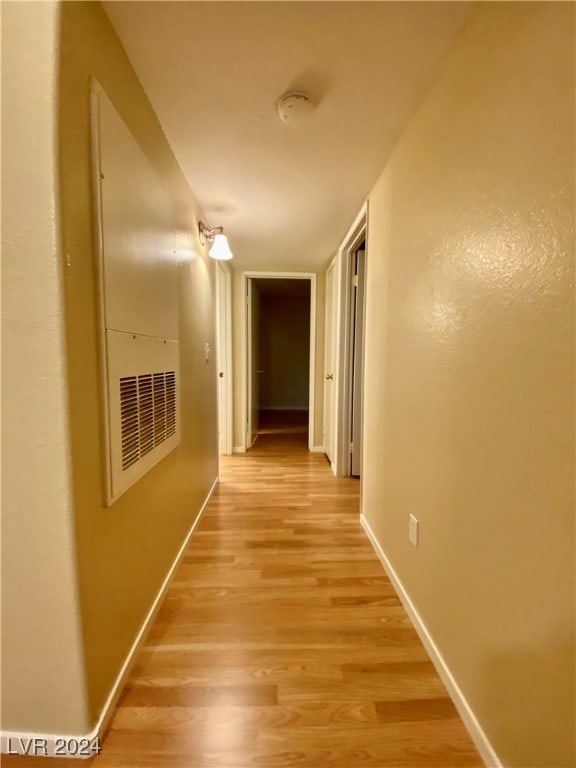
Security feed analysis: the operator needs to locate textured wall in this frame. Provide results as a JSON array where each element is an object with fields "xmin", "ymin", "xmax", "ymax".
[
  {"xmin": 58, "ymin": 2, "xmax": 218, "ymax": 724},
  {"xmin": 1, "ymin": 1, "xmax": 89, "ymax": 734},
  {"xmin": 362, "ymin": 3, "xmax": 575, "ymax": 766}
]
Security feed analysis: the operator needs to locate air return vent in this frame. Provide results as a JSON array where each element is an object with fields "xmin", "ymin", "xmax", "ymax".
[
  {"xmin": 120, "ymin": 371, "xmax": 177, "ymax": 471},
  {"xmin": 105, "ymin": 330, "xmax": 180, "ymax": 504}
]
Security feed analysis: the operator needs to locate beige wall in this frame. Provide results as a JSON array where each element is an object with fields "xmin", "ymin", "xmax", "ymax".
[
  {"xmin": 1, "ymin": 2, "xmax": 90, "ymax": 734},
  {"xmin": 362, "ymin": 3, "xmax": 575, "ymax": 767},
  {"xmin": 56, "ymin": 2, "xmax": 218, "ymax": 726}
]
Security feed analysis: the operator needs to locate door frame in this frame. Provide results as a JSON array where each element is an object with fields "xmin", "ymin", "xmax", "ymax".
[
  {"xmin": 333, "ymin": 204, "xmax": 368, "ymax": 477},
  {"xmin": 241, "ymin": 271, "xmax": 317, "ymax": 452},
  {"xmin": 216, "ymin": 261, "xmax": 233, "ymax": 455},
  {"xmin": 245, "ymin": 277, "xmax": 259, "ymax": 449}
]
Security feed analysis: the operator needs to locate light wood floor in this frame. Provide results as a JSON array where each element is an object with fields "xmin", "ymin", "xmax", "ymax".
[{"xmin": 3, "ymin": 432, "xmax": 482, "ymax": 767}]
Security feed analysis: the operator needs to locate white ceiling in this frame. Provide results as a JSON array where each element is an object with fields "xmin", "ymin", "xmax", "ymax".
[{"xmin": 103, "ymin": 1, "xmax": 471, "ymax": 271}]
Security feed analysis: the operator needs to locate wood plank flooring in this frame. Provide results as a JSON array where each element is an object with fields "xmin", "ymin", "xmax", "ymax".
[{"xmin": 2, "ymin": 432, "xmax": 482, "ymax": 767}]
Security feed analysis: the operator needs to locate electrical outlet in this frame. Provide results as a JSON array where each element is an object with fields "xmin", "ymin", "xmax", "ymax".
[{"xmin": 409, "ymin": 514, "xmax": 419, "ymax": 547}]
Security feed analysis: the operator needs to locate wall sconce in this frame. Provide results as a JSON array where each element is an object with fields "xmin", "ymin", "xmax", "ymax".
[{"xmin": 198, "ymin": 221, "xmax": 234, "ymax": 261}]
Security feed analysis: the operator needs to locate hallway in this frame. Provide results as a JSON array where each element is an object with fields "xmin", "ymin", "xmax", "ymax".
[
  {"xmin": 6, "ymin": 434, "xmax": 480, "ymax": 767},
  {"xmin": 3, "ymin": 4, "xmax": 573, "ymax": 764}
]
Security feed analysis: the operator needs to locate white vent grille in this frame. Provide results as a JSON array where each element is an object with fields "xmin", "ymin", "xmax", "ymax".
[
  {"xmin": 166, "ymin": 371, "xmax": 176, "ymax": 438},
  {"xmin": 105, "ymin": 330, "xmax": 179, "ymax": 504},
  {"xmin": 120, "ymin": 371, "xmax": 177, "ymax": 471}
]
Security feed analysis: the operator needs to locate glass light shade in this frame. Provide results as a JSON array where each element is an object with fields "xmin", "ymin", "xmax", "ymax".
[{"xmin": 208, "ymin": 233, "xmax": 233, "ymax": 261}]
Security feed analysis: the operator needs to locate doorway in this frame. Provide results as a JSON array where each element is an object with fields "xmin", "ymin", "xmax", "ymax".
[
  {"xmin": 348, "ymin": 241, "xmax": 366, "ymax": 477},
  {"xmin": 331, "ymin": 207, "xmax": 367, "ymax": 477},
  {"xmin": 243, "ymin": 272, "xmax": 317, "ymax": 451}
]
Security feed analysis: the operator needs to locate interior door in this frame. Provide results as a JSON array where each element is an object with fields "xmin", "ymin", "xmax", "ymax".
[
  {"xmin": 323, "ymin": 261, "xmax": 336, "ymax": 464},
  {"xmin": 246, "ymin": 278, "xmax": 259, "ymax": 448},
  {"xmin": 216, "ymin": 263, "xmax": 230, "ymax": 455},
  {"xmin": 350, "ymin": 249, "xmax": 366, "ymax": 476}
]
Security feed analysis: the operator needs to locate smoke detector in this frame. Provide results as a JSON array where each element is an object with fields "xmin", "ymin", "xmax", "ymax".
[{"xmin": 277, "ymin": 92, "xmax": 314, "ymax": 126}]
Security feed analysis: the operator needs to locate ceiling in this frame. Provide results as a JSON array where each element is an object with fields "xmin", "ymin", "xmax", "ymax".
[{"xmin": 103, "ymin": 1, "xmax": 471, "ymax": 271}]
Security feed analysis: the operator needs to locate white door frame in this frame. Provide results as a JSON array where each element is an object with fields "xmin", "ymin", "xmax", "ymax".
[
  {"xmin": 241, "ymin": 271, "xmax": 317, "ymax": 452},
  {"xmin": 216, "ymin": 261, "xmax": 233, "ymax": 455},
  {"xmin": 333, "ymin": 204, "xmax": 368, "ymax": 477}
]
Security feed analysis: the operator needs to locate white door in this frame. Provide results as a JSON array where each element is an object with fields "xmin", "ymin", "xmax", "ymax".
[
  {"xmin": 216, "ymin": 263, "xmax": 231, "ymax": 455},
  {"xmin": 246, "ymin": 278, "xmax": 259, "ymax": 448},
  {"xmin": 323, "ymin": 261, "xmax": 336, "ymax": 464}
]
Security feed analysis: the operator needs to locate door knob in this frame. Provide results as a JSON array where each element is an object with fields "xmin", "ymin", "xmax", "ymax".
[{"xmin": 325, "ymin": 373, "xmax": 334, "ymax": 380}]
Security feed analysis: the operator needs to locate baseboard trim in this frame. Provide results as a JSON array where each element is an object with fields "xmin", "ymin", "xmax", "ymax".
[
  {"xmin": 310, "ymin": 445, "xmax": 326, "ymax": 453},
  {"xmin": 360, "ymin": 514, "xmax": 503, "ymax": 768},
  {"xmin": 232, "ymin": 446, "xmax": 246, "ymax": 454},
  {"xmin": 1, "ymin": 477, "xmax": 219, "ymax": 759},
  {"xmin": 258, "ymin": 407, "xmax": 309, "ymax": 412}
]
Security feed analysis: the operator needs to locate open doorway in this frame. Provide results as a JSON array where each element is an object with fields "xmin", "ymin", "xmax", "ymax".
[
  {"xmin": 257, "ymin": 278, "xmax": 311, "ymax": 438},
  {"xmin": 348, "ymin": 241, "xmax": 366, "ymax": 477},
  {"xmin": 329, "ymin": 206, "xmax": 367, "ymax": 477},
  {"xmin": 243, "ymin": 272, "xmax": 316, "ymax": 451}
]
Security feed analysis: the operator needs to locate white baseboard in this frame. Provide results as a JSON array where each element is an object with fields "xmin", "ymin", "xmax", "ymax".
[
  {"xmin": 310, "ymin": 445, "xmax": 326, "ymax": 453},
  {"xmin": 1, "ymin": 477, "xmax": 219, "ymax": 760},
  {"xmin": 360, "ymin": 514, "xmax": 503, "ymax": 768},
  {"xmin": 258, "ymin": 407, "xmax": 309, "ymax": 411},
  {"xmin": 232, "ymin": 446, "xmax": 246, "ymax": 454}
]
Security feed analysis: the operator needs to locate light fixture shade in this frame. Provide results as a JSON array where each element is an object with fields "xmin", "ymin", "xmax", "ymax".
[{"xmin": 208, "ymin": 233, "xmax": 233, "ymax": 261}]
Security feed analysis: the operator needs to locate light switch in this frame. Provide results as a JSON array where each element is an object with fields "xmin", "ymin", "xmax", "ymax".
[{"xmin": 409, "ymin": 514, "xmax": 419, "ymax": 547}]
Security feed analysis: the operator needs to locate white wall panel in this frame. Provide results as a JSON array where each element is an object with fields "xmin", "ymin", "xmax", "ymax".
[
  {"xmin": 93, "ymin": 87, "xmax": 180, "ymax": 504},
  {"xmin": 97, "ymin": 90, "xmax": 178, "ymax": 341}
]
